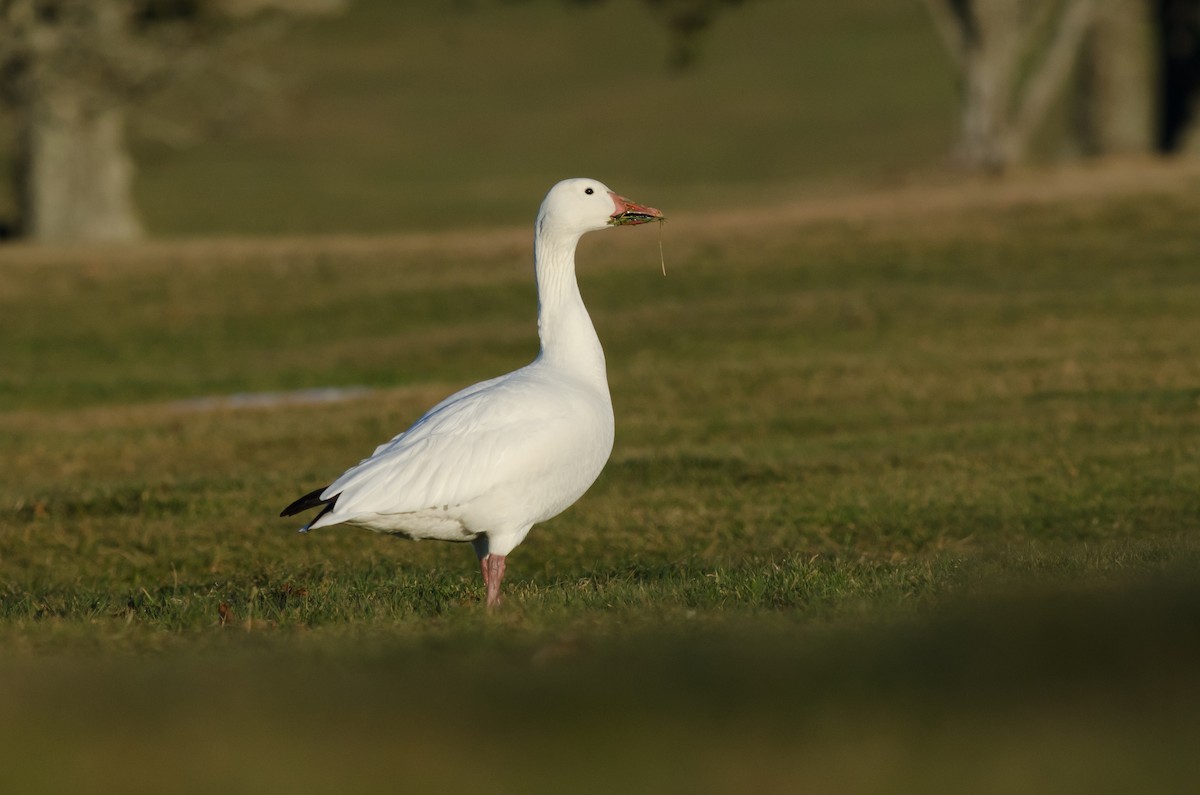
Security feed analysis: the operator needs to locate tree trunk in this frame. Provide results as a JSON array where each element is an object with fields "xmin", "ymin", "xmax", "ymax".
[
  {"xmin": 954, "ymin": 0, "xmax": 1021, "ymax": 170},
  {"xmin": 17, "ymin": 87, "xmax": 144, "ymax": 244},
  {"xmin": 1075, "ymin": 0, "xmax": 1156, "ymax": 155},
  {"xmin": 925, "ymin": 0, "xmax": 1103, "ymax": 170},
  {"xmin": 1156, "ymin": 0, "xmax": 1200, "ymax": 152},
  {"xmin": 958, "ymin": 45, "xmax": 1016, "ymax": 170}
]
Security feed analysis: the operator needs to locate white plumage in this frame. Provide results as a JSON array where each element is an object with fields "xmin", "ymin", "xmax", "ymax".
[{"xmin": 281, "ymin": 178, "xmax": 663, "ymax": 607}]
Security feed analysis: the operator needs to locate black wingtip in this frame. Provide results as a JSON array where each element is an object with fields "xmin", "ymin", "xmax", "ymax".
[{"xmin": 280, "ymin": 486, "xmax": 332, "ymax": 517}]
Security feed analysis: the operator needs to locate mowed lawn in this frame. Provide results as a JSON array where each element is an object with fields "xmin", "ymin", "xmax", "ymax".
[{"xmin": 2, "ymin": 170, "xmax": 1200, "ymax": 791}]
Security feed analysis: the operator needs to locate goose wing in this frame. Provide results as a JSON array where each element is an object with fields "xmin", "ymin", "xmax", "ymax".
[{"xmin": 306, "ymin": 371, "xmax": 573, "ymax": 530}]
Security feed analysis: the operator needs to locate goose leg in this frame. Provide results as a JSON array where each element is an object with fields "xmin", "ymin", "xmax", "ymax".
[{"xmin": 479, "ymin": 553, "xmax": 507, "ymax": 609}]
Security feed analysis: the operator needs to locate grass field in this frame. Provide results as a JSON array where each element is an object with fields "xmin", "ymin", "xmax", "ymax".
[
  {"xmin": 3, "ymin": 162, "xmax": 1200, "ymax": 791},
  {"xmin": 2, "ymin": 1, "xmax": 1200, "ymax": 791},
  {"xmin": 123, "ymin": 0, "xmax": 955, "ymax": 236}
]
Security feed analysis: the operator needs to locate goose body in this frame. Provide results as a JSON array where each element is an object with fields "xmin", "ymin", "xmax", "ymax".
[{"xmin": 281, "ymin": 178, "xmax": 662, "ymax": 607}]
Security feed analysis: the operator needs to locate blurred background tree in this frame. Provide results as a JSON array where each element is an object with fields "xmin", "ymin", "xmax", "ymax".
[
  {"xmin": 0, "ymin": 0, "xmax": 740, "ymax": 243},
  {"xmin": 631, "ymin": 0, "xmax": 747, "ymax": 68},
  {"xmin": 0, "ymin": 0, "xmax": 346, "ymax": 243},
  {"xmin": 1157, "ymin": 0, "xmax": 1200, "ymax": 151},
  {"xmin": 2, "ymin": 0, "xmax": 1199, "ymax": 243},
  {"xmin": 923, "ymin": 0, "xmax": 1200, "ymax": 171}
]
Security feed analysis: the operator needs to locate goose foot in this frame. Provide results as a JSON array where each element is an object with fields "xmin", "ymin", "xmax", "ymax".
[{"xmin": 480, "ymin": 554, "xmax": 507, "ymax": 610}]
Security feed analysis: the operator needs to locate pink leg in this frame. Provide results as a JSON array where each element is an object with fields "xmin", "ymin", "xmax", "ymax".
[{"xmin": 479, "ymin": 554, "xmax": 507, "ymax": 609}]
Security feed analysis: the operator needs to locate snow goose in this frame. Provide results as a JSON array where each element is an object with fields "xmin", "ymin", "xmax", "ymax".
[{"xmin": 281, "ymin": 178, "xmax": 663, "ymax": 608}]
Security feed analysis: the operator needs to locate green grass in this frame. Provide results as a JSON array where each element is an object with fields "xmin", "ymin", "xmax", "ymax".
[{"xmin": 2, "ymin": 177, "xmax": 1200, "ymax": 790}]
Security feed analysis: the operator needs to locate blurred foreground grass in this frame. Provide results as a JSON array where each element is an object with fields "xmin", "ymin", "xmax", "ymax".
[
  {"xmin": 3, "ymin": 572, "xmax": 1199, "ymax": 793},
  {"xmin": 2, "ymin": 173, "xmax": 1200, "ymax": 791}
]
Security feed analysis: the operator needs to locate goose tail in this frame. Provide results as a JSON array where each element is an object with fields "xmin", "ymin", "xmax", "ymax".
[{"xmin": 280, "ymin": 486, "xmax": 338, "ymax": 532}]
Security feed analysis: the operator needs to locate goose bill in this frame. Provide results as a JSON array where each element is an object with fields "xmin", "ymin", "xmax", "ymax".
[{"xmin": 608, "ymin": 193, "xmax": 664, "ymax": 226}]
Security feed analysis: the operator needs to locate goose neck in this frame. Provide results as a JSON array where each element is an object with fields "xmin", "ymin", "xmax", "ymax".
[{"xmin": 534, "ymin": 230, "xmax": 606, "ymax": 376}]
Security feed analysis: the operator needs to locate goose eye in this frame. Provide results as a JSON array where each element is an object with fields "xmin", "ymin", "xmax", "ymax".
[{"xmin": 585, "ymin": 188, "xmax": 594, "ymax": 195}]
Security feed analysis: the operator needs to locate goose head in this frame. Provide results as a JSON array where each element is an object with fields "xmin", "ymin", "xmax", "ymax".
[{"xmin": 537, "ymin": 178, "xmax": 663, "ymax": 239}]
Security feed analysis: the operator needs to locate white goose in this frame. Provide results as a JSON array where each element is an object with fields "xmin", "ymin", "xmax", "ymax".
[{"xmin": 281, "ymin": 178, "xmax": 663, "ymax": 608}]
